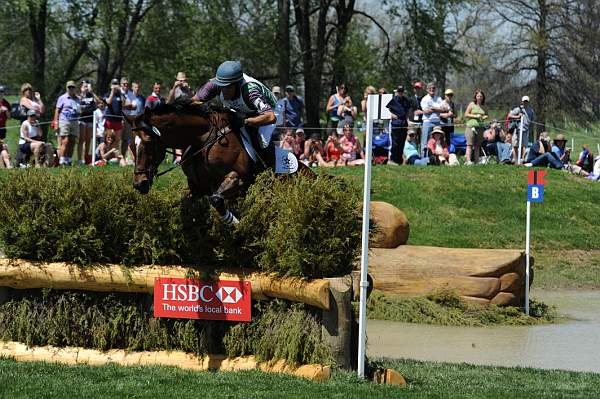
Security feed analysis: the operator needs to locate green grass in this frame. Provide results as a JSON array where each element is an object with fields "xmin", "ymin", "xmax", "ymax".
[{"xmin": 0, "ymin": 357, "xmax": 598, "ymax": 398}]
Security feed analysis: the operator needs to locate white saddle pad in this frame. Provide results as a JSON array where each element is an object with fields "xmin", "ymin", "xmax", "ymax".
[{"xmin": 275, "ymin": 147, "xmax": 298, "ymax": 174}]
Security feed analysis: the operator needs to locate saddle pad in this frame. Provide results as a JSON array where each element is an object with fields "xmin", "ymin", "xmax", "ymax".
[{"xmin": 275, "ymin": 147, "xmax": 298, "ymax": 174}]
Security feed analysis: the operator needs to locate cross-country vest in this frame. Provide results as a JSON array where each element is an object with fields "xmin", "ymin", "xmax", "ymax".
[{"xmin": 219, "ymin": 74, "xmax": 277, "ymax": 117}]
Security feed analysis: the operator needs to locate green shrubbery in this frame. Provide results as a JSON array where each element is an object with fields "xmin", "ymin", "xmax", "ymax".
[
  {"xmin": 0, "ymin": 168, "xmax": 361, "ymax": 278},
  {"xmin": 363, "ymin": 289, "xmax": 558, "ymax": 326},
  {"xmin": 0, "ymin": 289, "xmax": 331, "ymax": 365}
]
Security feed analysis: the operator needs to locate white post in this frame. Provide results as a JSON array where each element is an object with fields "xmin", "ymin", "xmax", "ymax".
[
  {"xmin": 597, "ymin": 143, "xmax": 599, "ymax": 155},
  {"xmin": 357, "ymin": 94, "xmax": 375, "ymax": 379},
  {"xmin": 571, "ymin": 138, "xmax": 574, "ymax": 152},
  {"xmin": 517, "ymin": 115, "xmax": 524, "ymax": 165},
  {"xmin": 92, "ymin": 111, "xmax": 97, "ymax": 166},
  {"xmin": 525, "ymin": 200, "xmax": 531, "ymax": 316}
]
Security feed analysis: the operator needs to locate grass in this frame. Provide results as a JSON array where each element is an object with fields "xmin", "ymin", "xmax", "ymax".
[
  {"xmin": 0, "ymin": 357, "xmax": 598, "ymax": 398},
  {"xmin": 364, "ymin": 289, "xmax": 558, "ymax": 326},
  {"xmin": 325, "ymin": 164, "xmax": 600, "ymax": 289}
]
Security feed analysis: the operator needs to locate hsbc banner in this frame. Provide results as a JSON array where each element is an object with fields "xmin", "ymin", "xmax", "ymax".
[{"xmin": 154, "ymin": 278, "xmax": 251, "ymax": 322}]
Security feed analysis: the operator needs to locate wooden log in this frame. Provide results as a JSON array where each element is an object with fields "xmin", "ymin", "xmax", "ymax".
[
  {"xmin": 368, "ymin": 245, "xmax": 530, "ymax": 306},
  {"xmin": 0, "ymin": 340, "xmax": 331, "ymax": 381},
  {"xmin": 369, "ymin": 201, "xmax": 410, "ymax": 248},
  {"xmin": 321, "ymin": 276, "xmax": 353, "ymax": 370},
  {"xmin": 0, "ymin": 259, "xmax": 330, "ymax": 310}
]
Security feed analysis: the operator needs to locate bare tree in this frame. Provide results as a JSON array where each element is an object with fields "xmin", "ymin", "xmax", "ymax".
[{"xmin": 489, "ymin": 0, "xmax": 564, "ymax": 133}]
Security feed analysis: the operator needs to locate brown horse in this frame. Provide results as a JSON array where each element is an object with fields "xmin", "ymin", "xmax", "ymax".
[{"xmin": 131, "ymin": 99, "xmax": 258, "ymax": 224}]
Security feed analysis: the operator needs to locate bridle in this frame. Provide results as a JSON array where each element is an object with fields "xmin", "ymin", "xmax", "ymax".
[{"xmin": 132, "ymin": 111, "xmax": 233, "ymax": 179}]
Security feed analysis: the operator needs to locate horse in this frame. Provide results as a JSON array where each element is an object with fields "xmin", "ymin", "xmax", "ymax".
[{"xmin": 130, "ymin": 98, "xmax": 299, "ymax": 224}]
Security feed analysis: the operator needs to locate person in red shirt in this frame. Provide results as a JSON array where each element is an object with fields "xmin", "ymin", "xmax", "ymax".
[
  {"xmin": 145, "ymin": 81, "xmax": 164, "ymax": 110},
  {"xmin": 0, "ymin": 86, "xmax": 11, "ymax": 140}
]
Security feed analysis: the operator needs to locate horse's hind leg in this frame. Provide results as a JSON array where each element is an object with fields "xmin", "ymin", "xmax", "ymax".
[{"xmin": 209, "ymin": 171, "xmax": 245, "ymax": 225}]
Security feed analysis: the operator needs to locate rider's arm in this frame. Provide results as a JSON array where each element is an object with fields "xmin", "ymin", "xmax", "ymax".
[
  {"xmin": 192, "ymin": 81, "xmax": 219, "ymax": 102},
  {"xmin": 246, "ymin": 111, "xmax": 276, "ymax": 126}
]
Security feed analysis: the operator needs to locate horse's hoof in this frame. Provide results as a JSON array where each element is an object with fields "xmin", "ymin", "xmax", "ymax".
[{"xmin": 209, "ymin": 194, "xmax": 225, "ymax": 213}]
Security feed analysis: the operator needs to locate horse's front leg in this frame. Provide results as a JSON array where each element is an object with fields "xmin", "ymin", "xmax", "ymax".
[{"xmin": 209, "ymin": 171, "xmax": 245, "ymax": 225}]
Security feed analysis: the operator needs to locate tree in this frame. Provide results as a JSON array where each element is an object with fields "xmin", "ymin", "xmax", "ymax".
[
  {"xmin": 277, "ymin": 0, "xmax": 291, "ymax": 87},
  {"xmin": 489, "ymin": 0, "xmax": 564, "ymax": 133}
]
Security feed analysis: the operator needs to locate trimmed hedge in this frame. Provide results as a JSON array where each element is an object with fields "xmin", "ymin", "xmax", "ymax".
[
  {"xmin": 0, "ymin": 289, "xmax": 332, "ymax": 365},
  {"xmin": 0, "ymin": 168, "xmax": 361, "ymax": 278}
]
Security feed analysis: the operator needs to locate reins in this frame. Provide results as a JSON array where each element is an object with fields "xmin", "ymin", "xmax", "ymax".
[{"xmin": 154, "ymin": 125, "xmax": 233, "ymax": 178}]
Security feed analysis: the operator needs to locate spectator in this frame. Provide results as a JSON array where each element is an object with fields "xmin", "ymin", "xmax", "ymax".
[
  {"xmin": 551, "ymin": 133, "xmax": 570, "ymax": 164},
  {"xmin": 339, "ymin": 122, "xmax": 365, "ymax": 166},
  {"xmin": 420, "ymin": 82, "xmax": 447, "ymax": 157},
  {"xmin": 95, "ymin": 129, "xmax": 126, "ymax": 166},
  {"xmin": 464, "ymin": 89, "xmax": 487, "ymax": 165},
  {"xmin": 272, "ymin": 86, "xmax": 282, "ymax": 100},
  {"xmin": 587, "ymin": 155, "xmax": 600, "ymax": 181},
  {"xmin": 378, "ymin": 87, "xmax": 387, "ymax": 94},
  {"xmin": 145, "ymin": 82, "xmax": 164, "ymax": 110},
  {"xmin": 294, "ymin": 128, "xmax": 306, "ymax": 160},
  {"xmin": 576, "ymin": 144, "xmax": 594, "ymax": 173},
  {"xmin": 440, "ymin": 88, "xmax": 456, "ymax": 147},
  {"xmin": 386, "ymin": 85, "xmax": 411, "ymax": 164},
  {"xmin": 427, "ymin": 126, "xmax": 458, "ymax": 166},
  {"xmin": 52, "ymin": 80, "xmax": 81, "ymax": 166},
  {"xmin": 409, "ymin": 81, "xmax": 424, "ymax": 125},
  {"xmin": 94, "ymin": 100, "xmax": 106, "ymax": 144},
  {"xmin": 403, "ymin": 129, "xmax": 429, "ymax": 166},
  {"xmin": 283, "ymin": 85, "xmax": 304, "ymax": 128},
  {"xmin": 280, "ymin": 128, "xmax": 299, "ymax": 154},
  {"xmin": 0, "ymin": 86, "xmax": 10, "ymax": 140},
  {"xmin": 78, "ymin": 80, "xmax": 96, "ymax": 165},
  {"xmin": 167, "ymin": 71, "xmax": 192, "ymax": 103},
  {"xmin": 483, "ymin": 121, "xmax": 513, "ymax": 164},
  {"xmin": 105, "ymin": 78, "xmax": 124, "ymax": 161},
  {"xmin": 324, "ymin": 131, "xmax": 343, "ymax": 165},
  {"xmin": 372, "ymin": 121, "xmax": 392, "ymax": 165},
  {"xmin": 0, "ymin": 139, "xmax": 11, "ymax": 168},
  {"xmin": 123, "ymin": 81, "xmax": 144, "ymax": 160},
  {"xmin": 303, "ymin": 133, "xmax": 326, "ymax": 167},
  {"xmin": 524, "ymin": 132, "xmax": 563, "ymax": 169},
  {"xmin": 326, "ymin": 83, "xmax": 347, "ymax": 131},
  {"xmin": 361, "ymin": 85, "xmax": 377, "ymax": 115},
  {"xmin": 508, "ymin": 96, "xmax": 535, "ymax": 160},
  {"xmin": 19, "ymin": 83, "xmax": 45, "ymax": 120},
  {"xmin": 336, "ymin": 95, "xmax": 357, "ymax": 132},
  {"xmin": 19, "ymin": 110, "xmax": 44, "ymax": 167}
]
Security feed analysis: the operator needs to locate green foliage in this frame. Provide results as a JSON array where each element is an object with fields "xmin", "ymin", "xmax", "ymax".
[
  {"xmin": 0, "ymin": 289, "xmax": 332, "ymax": 365},
  {"xmin": 0, "ymin": 168, "xmax": 360, "ymax": 279},
  {"xmin": 235, "ymin": 171, "xmax": 362, "ymax": 278},
  {"xmin": 0, "ymin": 168, "xmax": 217, "ymax": 266},
  {"xmin": 224, "ymin": 301, "xmax": 332, "ymax": 365},
  {"xmin": 363, "ymin": 289, "xmax": 558, "ymax": 326}
]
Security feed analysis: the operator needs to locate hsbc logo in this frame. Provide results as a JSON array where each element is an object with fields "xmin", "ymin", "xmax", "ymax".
[
  {"xmin": 216, "ymin": 286, "xmax": 243, "ymax": 304},
  {"xmin": 155, "ymin": 278, "xmax": 251, "ymax": 322}
]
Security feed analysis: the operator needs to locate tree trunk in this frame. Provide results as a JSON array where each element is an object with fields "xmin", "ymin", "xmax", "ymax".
[
  {"xmin": 330, "ymin": 0, "xmax": 356, "ymax": 92},
  {"xmin": 293, "ymin": 0, "xmax": 330, "ymax": 128},
  {"xmin": 534, "ymin": 0, "xmax": 548, "ymax": 136},
  {"xmin": 29, "ymin": 0, "xmax": 47, "ymax": 96},
  {"xmin": 277, "ymin": 0, "xmax": 290, "ymax": 87}
]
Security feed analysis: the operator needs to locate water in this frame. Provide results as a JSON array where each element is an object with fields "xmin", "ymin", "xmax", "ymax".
[{"xmin": 367, "ymin": 290, "xmax": 600, "ymax": 372}]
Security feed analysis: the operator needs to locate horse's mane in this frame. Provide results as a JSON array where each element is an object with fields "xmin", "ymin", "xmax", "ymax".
[{"xmin": 151, "ymin": 97, "xmax": 230, "ymax": 117}]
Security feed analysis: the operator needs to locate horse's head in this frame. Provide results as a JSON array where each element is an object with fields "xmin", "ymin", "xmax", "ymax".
[{"xmin": 132, "ymin": 109, "xmax": 166, "ymax": 194}]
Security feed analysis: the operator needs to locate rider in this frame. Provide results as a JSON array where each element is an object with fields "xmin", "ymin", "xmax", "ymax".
[{"xmin": 192, "ymin": 60, "xmax": 278, "ymax": 168}]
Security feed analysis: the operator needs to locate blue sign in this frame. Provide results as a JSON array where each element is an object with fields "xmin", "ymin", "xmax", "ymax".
[{"xmin": 527, "ymin": 184, "xmax": 544, "ymax": 202}]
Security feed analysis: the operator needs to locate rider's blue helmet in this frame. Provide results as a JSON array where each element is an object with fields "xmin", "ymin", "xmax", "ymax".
[{"xmin": 214, "ymin": 61, "xmax": 243, "ymax": 87}]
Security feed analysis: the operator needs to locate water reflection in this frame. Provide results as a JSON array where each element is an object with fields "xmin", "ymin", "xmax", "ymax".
[{"xmin": 367, "ymin": 290, "xmax": 600, "ymax": 372}]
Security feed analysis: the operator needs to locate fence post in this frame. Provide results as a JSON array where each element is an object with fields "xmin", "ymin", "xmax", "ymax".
[
  {"xmin": 517, "ymin": 115, "xmax": 524, "ymax": 165},
  {"xmin": 92, "ymin": 111, "xmax": 97, "ymax": 166}
]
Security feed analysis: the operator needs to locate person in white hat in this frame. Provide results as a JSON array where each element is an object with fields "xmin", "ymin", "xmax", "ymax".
[{"xmin": 508, "ymin": 95, "xmax": 535, "ymax": 161}]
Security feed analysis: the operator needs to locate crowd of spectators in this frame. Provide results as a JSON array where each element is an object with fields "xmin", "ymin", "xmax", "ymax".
[{"xmin": 0, "ymin": 75, "xmax": 599, "ymax": 181}]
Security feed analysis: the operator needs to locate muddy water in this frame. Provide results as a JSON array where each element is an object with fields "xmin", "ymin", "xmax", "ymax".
[{"xmin": 367, "ymin": 290, "xmax": 600, "ymax": 372}]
